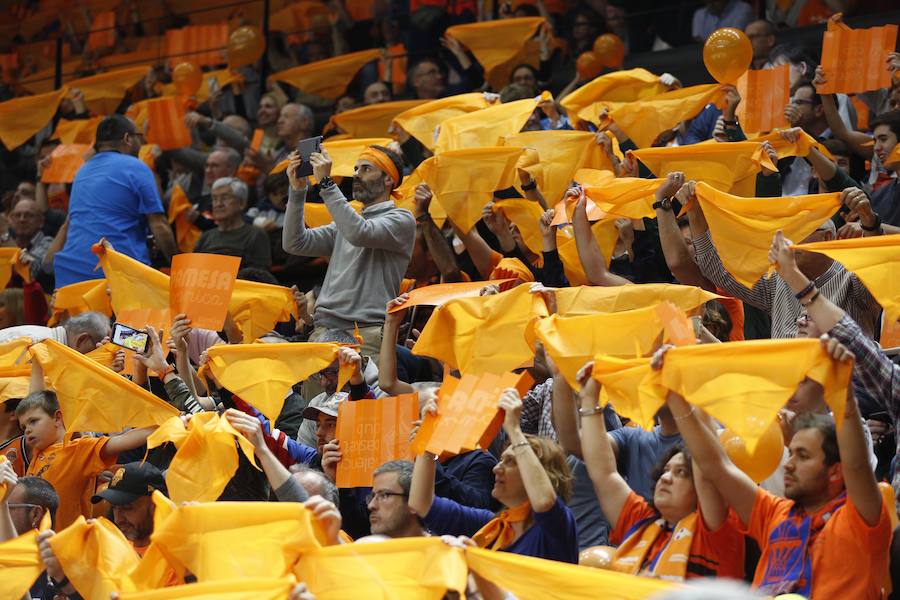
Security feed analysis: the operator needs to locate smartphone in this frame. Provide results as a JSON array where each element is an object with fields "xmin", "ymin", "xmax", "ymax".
[
  {"xmin": 207, "ymin": 76, "xmax": 219, "ymax": 96},
  {"xmin": 111, "ymin": 323, "xmax": 149, "ymax": 355},
  {"xmin": 296, "ymin": 135, "xmax": 323, "ymax": 177}
]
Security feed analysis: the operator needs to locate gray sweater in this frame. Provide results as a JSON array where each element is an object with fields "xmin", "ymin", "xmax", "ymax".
[{"xmin": 282, "ymin": 185, "xmax": 416, "ymax": 329}]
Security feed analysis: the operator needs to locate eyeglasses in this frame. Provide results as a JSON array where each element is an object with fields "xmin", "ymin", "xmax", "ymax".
[
  {"xmin": 365, "ymin": 491, "xmax": 407, "ymax": 504},
  {"xmin": 7, "ymin": 503, "xmax": 39, "ymax": 510},
  {"xmin": 315, "ymin": 368, "xmax": 339, "ymax": 380}
]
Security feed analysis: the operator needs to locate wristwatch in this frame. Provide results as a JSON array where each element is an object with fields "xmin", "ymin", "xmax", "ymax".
[
  {"xmin": 860, "ymin": 213, "xmax": 882, "ymax": 232},
  {"xmin": 318, "ymin": 176, "xmax": 336, "ymax": 189},
  {"xmin": 652, "ymin": 198, "xmax": 673, "ymax": 211}
]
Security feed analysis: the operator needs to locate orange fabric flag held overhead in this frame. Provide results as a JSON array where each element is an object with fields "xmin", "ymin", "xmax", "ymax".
[
  {"xmin": 445, "ymin": 17, "xmax": 545, "ymax": 91},
  {"xmin": 203, "ymin": 343, "xmax": 350, "ymax": 420},
  {"xmin": 735, "ymin": 64, "xmax": 790, "ymax": 133},
  {"xmin": 0, "ymin": 338, "xmax": 33, "ymax": 368},
  {"xmin": 117, "ymin": 578, "xmax": 297, "ymax": 600},
  {"xmin": 559, "ymin": 68, "xmax": 669, "ymax": 127},
  {"xmin": 28, "ymin": 339, "xmax": 179, "ymax": 434},
  {"xmin": 170, "ymin": 253, "xmax": 241, "ymax": 331},
  {"xmin": 229, "ymin": 279, "xmax": 298, "ymax": 342},
  {"xmin": 0, "ymin": 88, "xmax": 67, "ymax": 150},
  {"xmin": 552, "ymin": 283, "xmax": 720, "ymax": 317},
  {"xmin": 49, "ymin": 278, "xmax": 112, "ymax": 325},
  {"xmin": 435, "ymin": 94, "xmax": 548, "ymax": 153},
  {"xmin": 335, "ymin": 393, "xmax": 419, "ymax": 488},
  {"xmin": 168, "ymin": 183, "xmax": 202, "ymax": 253},
  {"xmin": 145, "ymin": 97, "xmax": 192, "ymax": 151},
  {"xmin": 269, "ymin": 49, "xmax": 381, "ymax": 100},
  {"xmin": 146, "ymin": 412, "xmax": 256, "ymax": 504},
  {"xmin": 40, "ymin": 143, "xmax": 91, "ymax": 184},
  {"xmin": 93, "ymin": 241, "xmax": 170, "ymax": 334},
  {"xmin": 53, "ymin": 117, "xmax": 102, "ymax": 144},
  {"xmin": 66, "ymin": 66, "xmax": 150, "ymax": 115},
  {"xmin": 389, "ymin": 280, "xmax": 515, "ymax": 312},
  {"xmin": 0, "ymin": 247, "xmax": 31, "ymax": 288},
  {"xmin": 819, "ymin": 21, "xmax": 897, "ymax": 95},
  {"xmin": 0, "ymin": 511, "xmax": 51, "ymax": 600},
  {"xmin": 577, "ymin": 169, "xmax": 664, "ymax": 220},
  {"xmin": 492, "ymin": 198, "xmax": 546, "ymax": 255},
  {"xmin": 329, "ymin": 99, "xmax": 427, "ymax": 139},
  {"xmin": 323, "ymin": 137, "xmax": 393, "ymax": 177},
  {"xmin": 393, "ymin": 92, "xmax": 494, "ymax": 151},
  {"xmin": 694, "ymin": 182, "xmax": 841, "ymax": 287}
]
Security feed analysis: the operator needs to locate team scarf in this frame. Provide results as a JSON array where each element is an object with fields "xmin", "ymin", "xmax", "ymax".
[
  {"xmin": 472, "ymin": 502, "xmax": 532, "ymax": 550},
  {"xmin": 611, "ymin": 511, "xmax": 699, "ymax": 581},
  {"xmin": 756, "ymin": 492, "xmax": 847, "ymax": 596}
]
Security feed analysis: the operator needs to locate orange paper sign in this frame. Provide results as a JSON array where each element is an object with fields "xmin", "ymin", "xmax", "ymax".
[
  {"xmin": 655, "ymin": 301, "xmax": 697, "ymax": 347},
  {"xmin": 387, "ymin": 280, "xmax": 515, "ymax": 313},
  {"xmin": 412, "ymin": 371, "xmax": 534, "ymax": 458},
  {"xmin": 335, "ymin": 393, "xmax": 419, "ymax": 488},
  {"xmin": 146, "ymin": 97, "xmax": 192, "ymax": 151},
  {"xmin": 819, "ymin": 24, "xmax": 897, "ymax": 95},
  {"xmin": 735, "ymin": 64, "xmax": 790, "ymax": 133},
  {"xmin": 170, "ymin": 253, "xmax": 241, "ymax": 331}
]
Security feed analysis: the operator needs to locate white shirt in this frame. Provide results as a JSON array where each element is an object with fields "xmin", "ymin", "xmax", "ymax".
[{"xmin": 0, "ymin": 325, "xmax": 66, "ymax": 345}]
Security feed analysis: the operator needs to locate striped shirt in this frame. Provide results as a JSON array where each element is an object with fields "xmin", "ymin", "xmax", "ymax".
[{"xmin": 693, "ymin": 230, "xmax": 881, "ymax": 339}]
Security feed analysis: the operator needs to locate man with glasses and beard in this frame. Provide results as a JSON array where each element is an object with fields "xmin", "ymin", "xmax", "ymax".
[{"xmin": 282, "ymin": 144, "xmax": 415, "ymax": 364}]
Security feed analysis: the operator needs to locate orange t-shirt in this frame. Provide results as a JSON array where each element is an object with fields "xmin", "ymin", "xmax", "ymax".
[
  {"xmin": 742, "ymin": 487, "xmax": 892, "ymax": 598},
  {"xmin": 27, "ymin": 436, "xmax": 114, "ymax": 530},
  {"xmin": 611, "ymin": 491, "xmax": 745, "ymax": 580},
  {"xmin": 0, "ymin": 435, "xmax": 29, "ymax": 476}
]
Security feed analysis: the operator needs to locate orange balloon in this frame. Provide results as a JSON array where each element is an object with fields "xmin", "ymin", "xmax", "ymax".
[
  {"xmin": 719, "ymin": 420, "xmax": 784, "ymax": 483},
  {"xmin": 228, "ymin": 26, "xmax": 265, "ymax": 69},
  {"xmin": 703, "ymin": 27, "xmax": 752, "ymax": 84},
  {"xmin": 579, "ymin": 545, "xmax": 615, "ymax": 569},
  {"xmin": 172, "ymin": 62, "xmax": 202, "ymax": 97},
  {"xmin": 576, "ymin": 52, "xmax": 603, "ymax": 81},
  {"xmin": 592, "ymin": 34, "xmax": 625, "ymax": 69}
]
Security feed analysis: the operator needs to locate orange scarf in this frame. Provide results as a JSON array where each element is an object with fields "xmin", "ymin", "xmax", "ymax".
[
  {"xmin": 612, "ymin": 512, "xmax": 698, "ymax": 581},
  {"xmin": 472, "ymin": 502, "xmax": 532, "ymax": 550}
]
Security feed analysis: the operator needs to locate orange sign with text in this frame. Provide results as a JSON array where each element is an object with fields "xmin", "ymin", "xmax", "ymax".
[
  {"xmin": 170, "ymin": 253, "xmax": 241, "ymax": 331},
  {"xmin": 735, "ymin": 64, "xmax": 789, "ymax": 133},
  {"xmin": 819, "ymin": 23, "xmax": 897, "ymax": 95}
]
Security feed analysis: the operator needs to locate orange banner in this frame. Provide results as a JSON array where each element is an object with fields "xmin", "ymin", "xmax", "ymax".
[
  {"xmin": 819, "ymin": 23, "xmax": 897, "ymax": 95},
  {"xmin": 86, "ymin": 11, "xmax": 116, "ymax": 51},
  {"xmin": 164, "ymin": 24, "xmax": 229, "ymax": 69},
  {"xmin": 387, "ymin": 281, "xmax": 515, "ymax": 313},
  {"xmin": 41, "ymin": 144, "xmax": 91, "ymax": 184},
  {"xmin": 145, "ymin": 97, "xmax": 192, "ymax": 150},
  {"xmin": 170, "ymin": 253, "xmax": 241, "ymax": 331},
  {"xmin": 167, "ymin": 184, "xmax": 201, "ymax": 253},
  {"xmin": 412, "ymin": 371, "xmax": 533, "ymax": 458},
  {"xmin": 335, "ymin": 394, "xmax": 419, "ymax": 488},
  {"xmin": 655, "ymin": 301, "xmax": 696, "ymax": 347},
  {"xmin": 735, "ymin": 64, "xmax": 790, "ymax": 133},
  {"xmin": 53, "ymin": 117, "xmax": 102, "ymax": 145}
]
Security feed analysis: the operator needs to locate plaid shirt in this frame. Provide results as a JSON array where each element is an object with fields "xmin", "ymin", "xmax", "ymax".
[{"xmin": 521, "ymin": 379, "xmax": 557, "ymax": 441}]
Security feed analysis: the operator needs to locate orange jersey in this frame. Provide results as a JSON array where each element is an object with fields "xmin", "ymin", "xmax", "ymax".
[
  {"xmin": 742, "ymin": 487, "xmax": 891, "ymax": 598},
  {"xmin": 0, "ymin": 435, "xmax": 30, "ymax": 476},
  {"xmin": 611, "ymin": 491, "xmax": 745, "ymax": 580},
  {"xmin": 27, "ymin": 436, "xmax": 114, "ymax": 530}
]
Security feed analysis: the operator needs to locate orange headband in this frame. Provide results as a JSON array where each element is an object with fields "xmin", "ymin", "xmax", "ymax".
[{"xmin": 359, "ymin": 147, "xmax": 400, "ymax": 189}]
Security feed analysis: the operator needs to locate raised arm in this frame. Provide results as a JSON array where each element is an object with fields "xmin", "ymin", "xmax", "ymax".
[
  {"xmin": 379, "ymin": 295, "xmax": 416, "ymax": 395},
  {"xmin": 147, "ymin": 213, "xmax": 178, "ymax": 262},
  {"xmin": 499, "ymin": 388, "xmax": 557, "ymax": 512},
  {"xmin": 409, "ymin": 390, "xmax": 440, "ymax": 518},
  {"xmin": 813, "ymin": 67, "xmax": 873, "ymax": 158},
  {"xmin": 415, "ymin": 184, "xmax": 462, "ymax": 282},
  {"xmin": 655, "ymin": 175, "xmax": 714, "ymax": 290},
  {"xmin": 224, "ymin": 408, "xmax": 300, "ymax": 498},
  {"xmin": 576, "ymin": 363, "xmax": 632, "ymax": 526},
  {"xmin": 101, "ymin": 426, "xmax": 156, "ymax": 460},
  {"xmin": 282, "ymin": 152, "xmax": 338, "ymax": 257},
  {"xmin": 572, "ymin": 190, "xmax": 630, "ymax": 287},
  {"xmin": 545, "ymin": 352, "xmax": 582, "ymax": 458},
  {"xmin": 453, "ymin": 220, "xmax": 497, "ymax": 280}
]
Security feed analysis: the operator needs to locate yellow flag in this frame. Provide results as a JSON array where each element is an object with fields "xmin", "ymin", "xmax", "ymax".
[
  {"xmin": 49, "ymin": 516, "xmax": 141, "ymax": 600},
  {"xmin": 501, "ymin": 130, "xmax": 615, "ymax": 205},
  {"xmin": 330, "ymin": 99, "xmax": 428, "ymax": 139},
  {"xmin": 393, "ymin": 92, "xmax": 494, "ymax": 151},
  {"xmin": 203, "ymin": 343, "xmax": 350, "ymax": 421},
  {"xmin": 93, "ymin": 242, "xmax": 170, "ymax": 332},
  {"xmin": 269, "ymin": 49, "xmax": 382, "ymax": 100},
  {"xmin": 28, "ymin": 339, "xmax": 179, "ymax": 434},
  {"xmin": 792, "ymin": 234, "xmax": 900, "ymax": 325},
  {"xmin": 425, "ymin": 146, "xmax": 524, "ymax": 233},
  {"xmin": 117, "ymin": 578, "xmax": 296, "ymax": 600},
  {"xmin": 591, "ymin": 355, "xmax": 667, "ymax": 430},
  {"xmin": 168, "ymin": 184, "xmax": 201, "ymax": 254},
  {"xmin": 49, "ymin": 278, "xmax": 112, "ymax": 326},
  {"xmin": 492, "ymin": 199, "xmax": 545, "ymax": 256},
  {"xmin": 554, "ymin": 283, "xmax": 720, "ymax": 317},
  {"xmin": 632, "ymin": 141, "xmax": 775, "ymax": 196},
  {"xmin": 445, "ymin": 17, "xmax": 545, "ymax": 91},
  {"xmin": 534, "ymin": 307, "xmax": 664, "ymax": 389},
  {"xmin": 747, "ymin": 129, "xmax": 822, "ymax": 160},
  {"xmin": 609, "ymin": 84, "xmax": 727, "ymax": 148},
  {"xmin": 560, "ymin": 68, "xmax": 669, "ymax": 127},
  {"xmin": 0, "ymin": 527, "xmax": 44, "ymax": 599},
  {"xmin": 150, "ymin": 501, "xmax": 326, "ymax": 581},
  {"xmin": 228, "ymin": 279, "xmax": 298, "ymax": 342},
  {"xmin": 323, "ymin": 137, "xmax": 393, "ymax": 177},
  {"xmin": 0, "ymin": 337, "xmax": 32, "ymax": 368},
  {"xmin": 694, "ymin": 182, "xmax": 841, "ymax": 287},
  {"xmin": 0, "ymin": 88, "xmax": 67, "ymax": 150},
  {"xmin": 465, "ymin": 546, "xmax": 675, "ymax": 599},
  {"xmin": 65, "ymin": 66, "xmax": 150, "ymax": 115},
  {"xmin": 413, "ymin": 284, "xmax": 548, "ymax": 375},
  {"xmin": 554, "ymin": 220, "xmax": 620, "ymax": 286},
  {"xmin": 53, "ymin": 116, "xmax": 102, "ymax": 144},
  {"xmin": 296, "ymin": 537, "xmax": 469, "ymax": 600},
  {"xmin": 435, "ymin": 94, "xmax": 547, "ymax": 153},
  {"xmin": 0, "ymin": 247, "xmax": 31, "ymax": 288},
  {"xmin": 578, "ymin": 169, "xmax": 665, "ymax": 219},
  {"xmin": 0, "ymin": 371, "xmax": 30, "ymax": 402},
  {"xmin": 128, "ymin": 491, "xmax": 183, "ymax": 591},
  {"xmin": 146, "ymin": 412, "xmax": 256, "ymax": 504}
]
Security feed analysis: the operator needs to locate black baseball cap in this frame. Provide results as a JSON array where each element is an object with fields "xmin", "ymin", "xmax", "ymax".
[{"xmin": 91, "ymin": 462, "xmax": 167, "ymax": 506}]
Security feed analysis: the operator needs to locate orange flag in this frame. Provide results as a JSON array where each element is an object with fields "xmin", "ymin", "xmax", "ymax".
[
  {"xmin": 578, "ymin": 169, "xmax": 665, "ymax": 220},
  {"xmin": 554, "ymin": 220, "xmax": 620, "ymax": 286},
  {"xmin": 53, "ymin": 117, "xmax": 101, "ymax": 145},
  {"xmin": 329, "ymin": 99, "xmax": 427, "ymax": 139},
  {"xmin": 412, "ymin": 371, "xmax": 533, "ymax": 457},
  {"xmin": 735, "ymin": 64, "xmax": 790, "ymax": 133},
  {"xmin": 388, "ymin": 281, "xmax": 515, "ymax": 313},
  {"xmin": 146, "ymin": 412, "xmax": 256, "ymax": 503},
  {"xmin": 93, "ymin": 242, "xmax": 170, "ymax": 334},
  {"xmin": 378, "ymin": 43, "xmax": 408, "ymax": 94},
  {"xmin": 203, "ymin": 343, "xmax": 350, "ymax": 420},
  {"xmin": 229, "ymin": 279, "xmax": 298, "ymax": 341},
  {"xmin": 28, "ymin": 339, "xmax": 179, "ymax": 434},
  {"xmin": 413, "ymin": 284, "xmax": 548, "ymax": 375},
  {"xmin": 0, "ymin": 88, "xmax": 66, "ymax": 150},
  {"xmin": 0, "ymin": 248, "xmax": 31, "ymax": 288},
  {"xmin": 559, "ymin": 68, "xmax": 668, "ymax": 127},
  {"xmin": 163, "ymin": 24, "xmax": 228, "ymax": 69},
  {"xmin": 492, "ymin": 198, "xmax": 546, "ymax": 255},
  {"xmin": 393, "ymin": 92, "xmax": 494, "ymax": 151},
  {"xmin": 86, "ymin": 11, "xmax": 116, "ymax": 51},
  {"xmin": 435, "ymin": 94, "xmax": 548, "ymax": 153},
  {"xmin": 323, "ymin": 137, "xmax": 393, "ymax": 177},
  {"xmin": 609, "ymin": 84, "xmax": 727, "ymax": 148},
  {"xmin": 145, "ymin": 97, "xmax": 192, "ymax": 150},
  {"xmin": 445, "ymin": 17, "xmax": 545, "ymax": 91},
  {"xmin": 66, "ymin": 67, "xmax": 150, "ymax": 115},
  {"xmin": 425, "ymin": 146, "xmax": 524, "ymax": 233},
  {"xmin": 168, "ymin": 184, "xmax": 202, "ymax": 253},
  {"xmin": 819, "ymin": 22, "xmax": 897, "ymax": 95},
  {"xmin": 0, "ymin": 514, "xmax": 50, "ymax": 599},
  {"xmin": 694, "ymin": 182, "xmax": 841, "ymax": 287},
  {"xmin": 748, "ymin": 128, "xmax": 824, "ymax": 162},
  {"xmin": 269, "ymin": 49, "xmax": 381, "ymax": 100},
  {"xmin": 170, "ymin": 253, "xmax": 241, "ymax": 331},
  {"xmin": 501, "ymin": 130, "xmax": 615, "ymax": 205},
  {"xmin": 117, "ymin": 578, "xmax": 296, "ymax": 600},
  {"xmin": 303, "ymin": 201, "xmax": 363, "ymax": 228},
  {"xmin": 49, "ymin": 278, "xmax": 112, "ymax": 325},
  {"xmin": 0, "ymin": 338, "xmax": 34, "ymax": 368},
  {"xmin": 656, "ymin": 301, "xmax": 698, "ymax": 347},
  {"xmin": 553, "ymin": 282, "xmax": 720, "ymax": 317},
  {"xmin": 40, "ymin": 143, "xmax": 91, "ymax": 184},
  {"xmin": 335, "ymin": 394, "xmax": 419, "ymax": 488}
]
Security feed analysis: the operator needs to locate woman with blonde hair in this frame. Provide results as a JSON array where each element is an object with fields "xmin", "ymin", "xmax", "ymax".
[{"xmin": 409, "ymin": 387, "xmax": 578, "ymax": 563}]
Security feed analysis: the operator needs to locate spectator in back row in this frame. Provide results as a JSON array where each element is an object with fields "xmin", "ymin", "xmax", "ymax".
[{"xmin": 194, "ymin": 177, "xmax": 272, "ymax": 270}]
